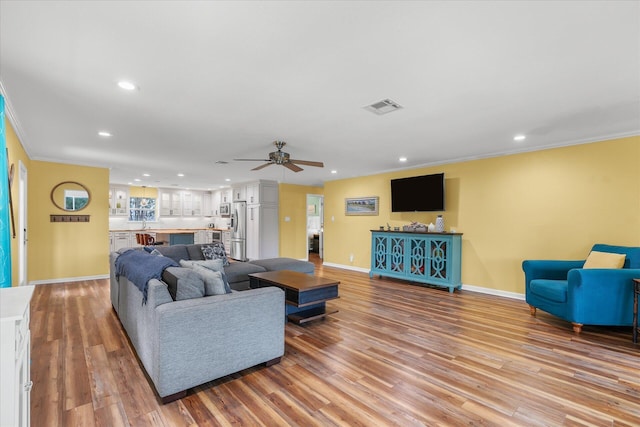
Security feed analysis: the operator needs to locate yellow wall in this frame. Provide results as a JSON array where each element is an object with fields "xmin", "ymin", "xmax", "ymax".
[
  {"xmin": 279, "ymin": 183, "xmax": 323, "ymax": 259},
  {"xmin": 324, "ymin": 136, "xmax": 640, "ymax": 294},
  {"xmin": 28, "ymin": 161, "xmax": 109, "ymax": 281},
  {"xmin": 4, "ymin": 117, "xmax": 31, "ymax": 286}
]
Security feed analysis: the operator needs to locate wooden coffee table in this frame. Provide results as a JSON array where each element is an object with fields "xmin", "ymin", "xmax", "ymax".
[{"xmin": 248, "ymin": 270, "xmax": 339, "ymax": 324}]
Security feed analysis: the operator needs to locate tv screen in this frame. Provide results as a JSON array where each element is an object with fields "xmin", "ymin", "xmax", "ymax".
[{"xmin": 391, "ymin": 173, "xmax": 445, "ymax": 212}]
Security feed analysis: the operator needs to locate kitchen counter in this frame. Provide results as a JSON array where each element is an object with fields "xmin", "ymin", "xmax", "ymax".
[{"xmin": 110, "ymin": 228, "xmax": 230, "ymax": 233}]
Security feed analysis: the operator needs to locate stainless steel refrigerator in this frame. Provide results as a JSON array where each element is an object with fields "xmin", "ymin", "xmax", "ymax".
[{"xmin": 230, "ymin": 201, "xmax": 247, "ymax": 261}]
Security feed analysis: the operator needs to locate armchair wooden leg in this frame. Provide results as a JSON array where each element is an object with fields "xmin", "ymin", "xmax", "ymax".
[
  {"xmin": 529, "ymin": 305, "xmax": 536, "ymax": 316},
  {"xmin": 572, "ymin": 323, "xmax": 583, "ymax": 334}
]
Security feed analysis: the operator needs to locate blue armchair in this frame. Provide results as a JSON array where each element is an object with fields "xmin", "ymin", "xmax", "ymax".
[{"xmin": 523, "ymin": 244, "xmax": 640, "ymax": 333}]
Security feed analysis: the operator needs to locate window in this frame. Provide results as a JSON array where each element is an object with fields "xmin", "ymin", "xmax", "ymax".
[{"xmin": 129, "ymin": 197, "xmax": 156, "ymax": 222}]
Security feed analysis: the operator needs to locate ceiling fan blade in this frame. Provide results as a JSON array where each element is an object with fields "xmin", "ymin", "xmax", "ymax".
[
  {"xmin": 234, "ymin": 158, "xmax": 271, "ymax": 162},
  {"xmin": 251, "ymin": 162, "xmax": 274, "ymax": 171},
  {"xmin": 284, "ymin": 162, "xmax": 303, "ymax": 172},
  {"xmin": 289, "ymin": 159, "xmax": 324, "ymax": 168}
]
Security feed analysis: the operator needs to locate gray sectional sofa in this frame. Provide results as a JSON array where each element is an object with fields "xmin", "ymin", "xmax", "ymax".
[{"xmin": 109, "ymin": 243, "xmax": 314, "ymax": 402}]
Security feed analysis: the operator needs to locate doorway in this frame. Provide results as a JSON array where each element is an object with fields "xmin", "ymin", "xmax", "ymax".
[
  {"xmin": 18, "ymin": 161, "xmax": 27, "ymax": 287},
  {"xmin": 306, "ymin": 194, "xmax": 323, "ymax": 260}
]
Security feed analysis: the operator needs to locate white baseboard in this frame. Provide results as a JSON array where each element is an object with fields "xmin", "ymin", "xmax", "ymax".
[
  {"xmin": 321, "ymin": 263, "xmax": 525, "ymax": 300},
  {"xmin": 29, "ymin": 274, "xmax": 110, "ymax": 286},
  {"xmin": 322, "ymin": 262, "xmax": 370, "ymax": 274}
]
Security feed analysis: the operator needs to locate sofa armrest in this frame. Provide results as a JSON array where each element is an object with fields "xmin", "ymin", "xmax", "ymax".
[
  {"xmin": 150, "ymin": 286, "xmax": 285, "ymax": 398},
  {"xmin": 522, "ymin": 260, "xmax": 585, "ymax": 283},
  {"xmin": 566, "ymin": 268, "xmax": 640, "ymax": 324}
]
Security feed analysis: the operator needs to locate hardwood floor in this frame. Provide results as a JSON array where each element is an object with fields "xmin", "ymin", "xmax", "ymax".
[{"xmin": 30, "ymin": 257, "xmax": 640, "ymax": 426}]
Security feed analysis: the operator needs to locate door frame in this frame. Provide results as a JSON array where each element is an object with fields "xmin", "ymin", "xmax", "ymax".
[{"xmin": 18, "ymin": 160, "xmax": 27, "ymax": 287}]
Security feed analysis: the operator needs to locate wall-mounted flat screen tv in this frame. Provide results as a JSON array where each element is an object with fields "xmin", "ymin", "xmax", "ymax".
[{"xmin": 391, "ymin": 172, "xmax": 445, "ymax": 212}]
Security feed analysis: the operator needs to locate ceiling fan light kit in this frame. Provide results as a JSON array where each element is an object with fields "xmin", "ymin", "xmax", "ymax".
[{"xmin": 234, "ymin": 141, "xmax": 324, "ymax": 172}]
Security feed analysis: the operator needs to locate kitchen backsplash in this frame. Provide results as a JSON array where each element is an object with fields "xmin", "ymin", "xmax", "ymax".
[{"xmin": 109, "ymin": 216, "xmax": 231, "ymax": 230}]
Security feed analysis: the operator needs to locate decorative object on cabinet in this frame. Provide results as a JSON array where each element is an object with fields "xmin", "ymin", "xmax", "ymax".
[
  {"xmin": 51, "ymin": 181, "xmax": 90, "ymax": 211},
  {"xmin": 435, "ymin": 215, "xmax": 445, "ymax": 232},
  {"xmin": 345, "ymin": 196, "xmax": 379, "ymax": 216},
  {"xmin": 370, "ymin": 230, "xmax": 462, "ymax": 293}
]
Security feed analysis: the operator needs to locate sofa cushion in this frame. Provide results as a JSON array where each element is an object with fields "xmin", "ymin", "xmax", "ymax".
[
  {"xmin": 186, "ymin": 244, "xmax": 206, "ymax": 261},
  {"xmin": 250, "ymin": 257, "xmax": 314, "ymax": 274},
  {"xmin": 161, "ymin": 267, "xmax": 205, "ymax": 301},
  {"xmin": 583, "ymin": 251, "xmax": 625, "ymax": 269},
  {"xmin": 201, "ymin": 242, "xmax": 229, "ymax": 266},
  {"xmin": 179, "ymin": 259, "xmax": 232, "ymax": 293},
  {"xmin": 156, "ymin": 245, "xmax": 190, "ymax": 263},
  {"xmin": 191, "ymin": 264, "xmax": 230, "ymax": 295},
  {"xmin": 529, "ymin": 279, "xmax": 567, "ymax": 303},
  {"xmin": 224, "ymin": 262, "xmax": 267, "ymax": 284}
]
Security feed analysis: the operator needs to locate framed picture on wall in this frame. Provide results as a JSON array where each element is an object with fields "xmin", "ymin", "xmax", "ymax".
[
  {"xmin": 345, "ymin": 196, "xmax": 379, "ymax": 216},
  {"xmin": 307, "ymin": 204, "xmax": 317, "ymax": 214}
]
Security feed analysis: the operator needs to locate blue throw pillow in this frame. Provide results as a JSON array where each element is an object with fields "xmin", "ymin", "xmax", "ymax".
[{"xmin": 201, "ymin": 242, "xmax": 229, "ymax": 266}]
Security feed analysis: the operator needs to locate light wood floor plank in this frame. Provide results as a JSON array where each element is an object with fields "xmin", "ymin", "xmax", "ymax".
[{"xmin": 29, "ymin": 255, "xmax": 640, "ymax": 425}]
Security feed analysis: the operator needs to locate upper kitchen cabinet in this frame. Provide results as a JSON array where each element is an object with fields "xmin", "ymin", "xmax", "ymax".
[{"xmin": 109, "ymin": 185, "xmax": 129, "ymax": 216}]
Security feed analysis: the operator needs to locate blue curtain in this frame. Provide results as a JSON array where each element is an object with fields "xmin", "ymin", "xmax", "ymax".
[{"xmin": 0, "ymin": 95, "xmax": 12, "ymax": 287}]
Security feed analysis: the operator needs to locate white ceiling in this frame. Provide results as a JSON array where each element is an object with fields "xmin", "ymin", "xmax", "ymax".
[{"xmin": 1, "ymin": 1, "xmax": 638, "ymax": 190}]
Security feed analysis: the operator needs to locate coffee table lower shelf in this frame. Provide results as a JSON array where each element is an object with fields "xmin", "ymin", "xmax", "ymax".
[{"xmin": 287, "ymin": 305, "xmax": 339, "ymax": 325}]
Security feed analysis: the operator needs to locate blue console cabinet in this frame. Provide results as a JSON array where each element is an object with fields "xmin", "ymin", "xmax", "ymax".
[{"xmin": 369, "ymin": 230, "xmax": 462, "ymax": 293}]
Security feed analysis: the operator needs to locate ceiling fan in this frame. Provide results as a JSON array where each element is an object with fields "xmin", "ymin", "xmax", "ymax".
[{"xmin": 234, "ymin": 141, "xmax": 324, "ymax": 172}]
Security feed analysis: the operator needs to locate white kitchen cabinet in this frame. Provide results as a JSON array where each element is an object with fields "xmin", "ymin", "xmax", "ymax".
[
  {"xmin": 222, "ymin": 230, "xmax": 231, "ymax": 255},
  {"xmin": 203, "ymin": 191, "xmax": 215, "ymax": 217},
  {"xmin": 108, "ymin": 185, "xmax": 129, "ymax": 216},
  {"xmin": 194, "ymin": 230, "xmax": 208, "ymax": 244},
  {"xmin": 232, "ymin": 185, "xmax": 246, "ymax": 202},
  {"xmin": 182, "ymin": 191, "xmax": 203, "ymax": 216},
  {"xmin": 1, "ymin": 285, "xmax": 35, "ymax": 427},
  {"xmin": 220, "ymin": 188, "xmax": 232, "ymax": 204},
  {"xmin": 246, "ymin": 204, "xmax": 279, "ymax": 260},
  {"xmin": 159, "ymin": 190, "xmax": 183, "ymax": 216},
  {"xmin": 246, "ymin": 180, "xmax": 279, "ymax": 205},
  {"xmin": 112, "ymin": 232, "xmax": 131, "ymax": 251}
]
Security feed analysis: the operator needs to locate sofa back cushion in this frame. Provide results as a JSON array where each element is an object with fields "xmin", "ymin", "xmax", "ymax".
[
  {"xmin": 162, "ymin": 267, "xmax": 205, "ymax": 301},
  {"xmin": 186, "ymin": 244, "xmax": 206, "ymax": 261},
  {"xmin": 156, "ymin": 245, "xmax": 190, "ymax": 263}
]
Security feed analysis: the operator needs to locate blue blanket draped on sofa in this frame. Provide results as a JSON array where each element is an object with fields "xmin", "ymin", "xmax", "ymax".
[{"xmin": 115, "ymin": 249, "xmax": 178, "ymax": 303}]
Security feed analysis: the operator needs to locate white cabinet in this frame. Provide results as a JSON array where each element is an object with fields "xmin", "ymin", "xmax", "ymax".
[
  {"xmin": 108, "ymin": 185, "xmax": 129, "ymax": 216},
  {"xmin": 159, "ymin": 190, "xmax": 183, "ymax": 216},
  {"xmin": 232, "ymin": 185, "xmax": 246, "ymax": 202},
  {"xmin": 220, "ymin": 189, "xmax": 232, "ymax": 204},
  {"xmin": 182, "ymin": 191, "xmax": 203, "ymax": 216},
  {"xmin": 222, "ymin": 230, "xmax": 231, "ymax": 255},
  {"xmin": 246, "ymin": 204, "xmax": 279, "ymax": 260},
  {"xmin": 1, "ymin": 285, "xmax": 35, "ymax": 427},
  {"xmin": 246, "ymin": 180, "xmax": 279, "ymax": 205},
  {"xmin": 203, "ymin": 191, "xmax": 215, "ymax": 217},
  {"xmin": 194, "ymin": 230, "xmax": 208, "ymax": 244},
  {"xmin": 112, "ymin": 232, "xmax": 131, "ymax": 251}
]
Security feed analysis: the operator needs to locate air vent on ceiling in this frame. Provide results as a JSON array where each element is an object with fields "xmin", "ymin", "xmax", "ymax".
[
  {"xmin": 215, "ymin": 160, "xmax": 229, "ymax": 165},
  {"xmin": 364, "ymin": 98, "xmax": 403, "ymax": 115}
]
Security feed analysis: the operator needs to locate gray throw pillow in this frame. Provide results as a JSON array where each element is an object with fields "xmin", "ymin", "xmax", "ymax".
[
  {"xmin": 191, "ymin": 264, "xmax": 229, "ymax": 295},
  {"xmin": 161, "ymin": 267, "xmax": 205, "ymax": 301},
  {"xmin": 201, "ymin": 242, "xmax": 229, "ymax": 266},
  {"xmin": 179, "ymin": 258, "xmax": 232, "ymax": 293}
]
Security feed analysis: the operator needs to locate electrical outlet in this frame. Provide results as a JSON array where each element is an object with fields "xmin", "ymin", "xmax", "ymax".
[{"xmin": 349, "ymin": 253, "xmax": 354, "ymax": 262}]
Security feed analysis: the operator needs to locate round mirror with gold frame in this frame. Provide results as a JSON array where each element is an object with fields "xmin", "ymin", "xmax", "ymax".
[{"xmin": 51, "ymin": 181, "xmax": 91, "ymax": 212}]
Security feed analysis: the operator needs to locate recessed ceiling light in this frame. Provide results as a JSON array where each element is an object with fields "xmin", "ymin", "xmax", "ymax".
[
  {"xmin": 514, "ymin": 135, "xmax": 526, "ymax": 141},
  {"xmin": 117, "ymin": 80, "xmax": 137, "ymax": 91},
  {"xmin": 225, "ymin": 178, "xmax": 231, "ymax": 182},
  {"xmin": 177, "ymin": 173, "xmax": 185, "ymax": 177},
  {"xmin": 331, "ymin": 170, "xmax": 337, "ymax": 174},
  {"xmin": 142, "ymin": 173, "xmax": 150, "ymax": 177},
  {"xmin": 98, "ymin": 131, "xmax": 112, "ymax": 137},
  {"xmin": 399, "ymin": 157, "xmax": 407, "ymax": 162},
  {"xmin": 134, "ymin": 178, "xmax": 141, "ymax": 182}
]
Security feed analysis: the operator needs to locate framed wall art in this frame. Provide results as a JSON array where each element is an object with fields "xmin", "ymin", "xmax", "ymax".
[{"xmin": 345, "ymin": 196, "xmax": 379, "ymax": 216}]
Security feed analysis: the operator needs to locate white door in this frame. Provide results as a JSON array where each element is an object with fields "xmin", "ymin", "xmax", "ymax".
[{"xmin": 18, "ymin": 161, "xmax": 27, "ymax": 287}]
